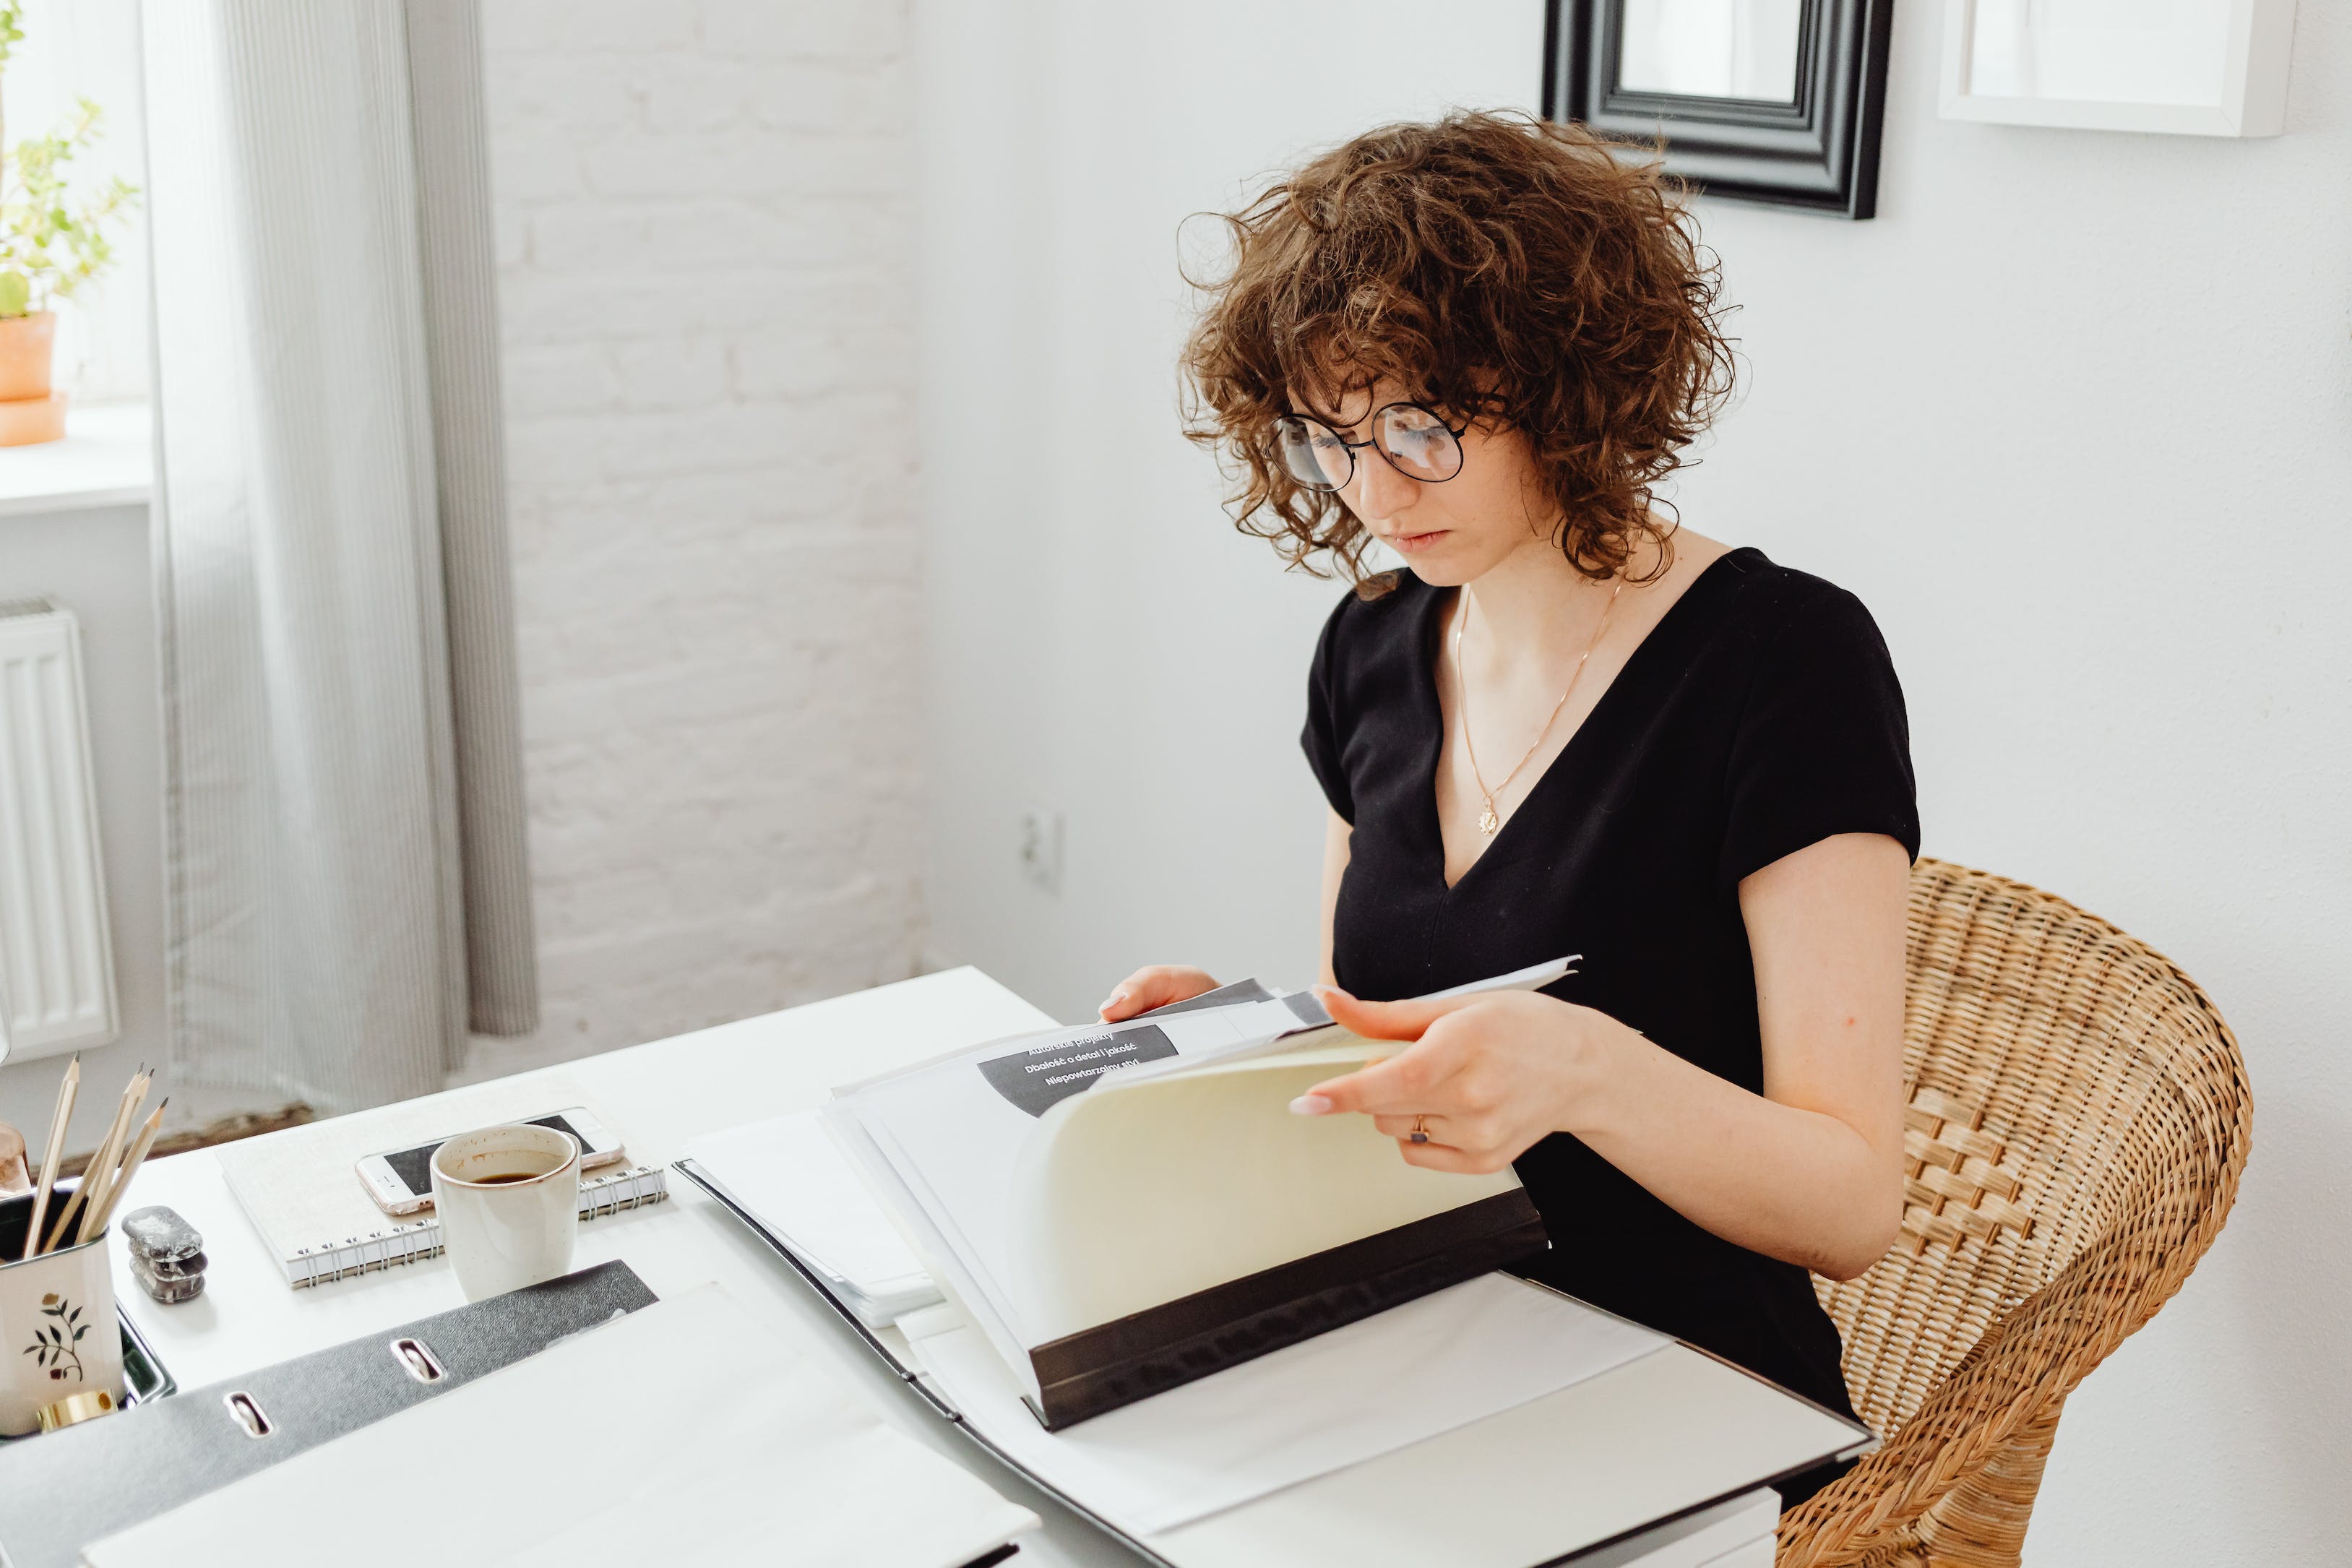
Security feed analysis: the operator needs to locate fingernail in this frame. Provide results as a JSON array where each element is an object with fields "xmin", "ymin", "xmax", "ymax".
[
  {"xmin": 1289, "ymin": 1094, "xmax": 1334, "ymax": 1116},
  {"xmin": 1099, "ymin": 989, "xmax": 1127, "ymax": 1013}
]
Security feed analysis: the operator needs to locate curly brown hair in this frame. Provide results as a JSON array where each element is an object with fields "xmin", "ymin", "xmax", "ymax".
[{"xmin": 1180, "ymin": 111, "xmax": 1733, "ymax": 588}]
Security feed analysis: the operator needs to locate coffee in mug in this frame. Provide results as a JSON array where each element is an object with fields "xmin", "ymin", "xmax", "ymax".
[{"xmin": 429, "ymin": 1124, "xmax": 579, "ymax": 1301}]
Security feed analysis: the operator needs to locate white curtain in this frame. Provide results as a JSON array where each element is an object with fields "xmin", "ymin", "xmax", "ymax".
[{"xmin": 142, "ymin": 0, "xmax": 536, "ymax": 1112}]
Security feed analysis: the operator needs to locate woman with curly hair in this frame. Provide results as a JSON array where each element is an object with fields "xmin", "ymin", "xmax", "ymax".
[{"xmin": 1100, "ymin": 111, "xmax": 1917, "ymax": 1500}]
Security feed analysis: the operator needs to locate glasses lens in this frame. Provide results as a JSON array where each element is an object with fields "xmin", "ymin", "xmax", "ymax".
[
  {"xmin": 1376, "ymin": 405, "xmax": 1462, "ymax": 482},
  {"xmin": 1275, "ymin": 415, "xmax": 1351, "ymax": 490}
]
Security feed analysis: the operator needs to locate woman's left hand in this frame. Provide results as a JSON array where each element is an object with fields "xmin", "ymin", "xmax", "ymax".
[{"xmin": 1291, "ymin": 986, "xmax": 1626, "ymax": 1173}]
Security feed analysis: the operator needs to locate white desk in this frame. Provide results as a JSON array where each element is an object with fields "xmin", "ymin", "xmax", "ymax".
[{"xmin": 108, "ymin": 969, "xmax": 1844, "ymax": 1567}]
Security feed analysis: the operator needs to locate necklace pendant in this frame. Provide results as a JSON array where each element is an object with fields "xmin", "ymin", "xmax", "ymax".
[{"xmin": 1478, "ymin": 803, "xmax": 1500, "ymax": 837}]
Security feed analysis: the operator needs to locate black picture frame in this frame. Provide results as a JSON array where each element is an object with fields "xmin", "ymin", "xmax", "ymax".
[{"xmin": 1543, "ymin": 0, "xmax": 1893, "ymax": 220}]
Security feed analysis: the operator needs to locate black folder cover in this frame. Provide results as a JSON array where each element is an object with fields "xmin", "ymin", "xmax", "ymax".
[
  {"xmin": 0, "ymin": 1260, "xmax": 658, "ymax": 1568},
  {"xmin": 1026, "ymin": 1188, "xmax": 1546, "ymax": 1429}
]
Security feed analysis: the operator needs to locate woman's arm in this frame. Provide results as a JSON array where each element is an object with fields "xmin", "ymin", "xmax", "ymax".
[{"xmin": 1296, "ymin": 832, "xmax": 1908, "ymax": 1280}]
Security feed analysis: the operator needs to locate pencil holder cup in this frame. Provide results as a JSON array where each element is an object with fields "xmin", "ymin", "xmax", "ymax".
[{"xmin": 0, "ymin": 1190, "xmax": 126, "ymax": 1436}]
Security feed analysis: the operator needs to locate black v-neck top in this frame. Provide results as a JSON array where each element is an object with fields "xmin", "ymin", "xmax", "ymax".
[{"xmin": 1301, "ymin": 547, "xmax": 1918, "ymax": 1416}]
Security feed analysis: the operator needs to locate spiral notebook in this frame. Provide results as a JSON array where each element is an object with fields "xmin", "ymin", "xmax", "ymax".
[
  {"xmin": 212, "ymin": 1077, "xmax": 669, "ymax": 1288},
  {"xmin": 259, "ymin": 1163, "xmax": 667, "ymax": 1287}
]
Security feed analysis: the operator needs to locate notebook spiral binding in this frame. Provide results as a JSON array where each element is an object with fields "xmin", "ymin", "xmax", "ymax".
[{"xmin": 287, "ymin": 1164, "xmax": 669, "ymax": 1289}]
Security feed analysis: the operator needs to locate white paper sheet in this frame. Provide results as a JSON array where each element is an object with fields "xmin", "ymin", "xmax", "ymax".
[
  {"xmin": 835, "ymin": 957, "xmax": 1574, "ymax": 1356},
  {"xmin": 682, "ymin": 1109, "xmax": 938, "ymax": 1308},
  {"xmin": 850, "ymin": 993, "xmax": 1319, "ymax": 1325},
  {"xmin": 905, "ymin": 1272, "xmax": 1668, "ymax": 1535},
  {"xmin": 83, "ymin": 1285, "xmax": 1038, "ymax": 1568}
]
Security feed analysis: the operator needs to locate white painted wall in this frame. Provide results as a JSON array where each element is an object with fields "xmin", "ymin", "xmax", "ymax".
[
  {"xmin": 915, "ymin": 2, "xmax": 2350, "ymax": 1563},
  {"xmin": 8, "ymin": 1, "xmax": 934, "ymax": 1133},
  {"xmin": 0, "ymin": 505, "xmax": 166, "ymax": 1152},
  {"xmin": 914, "ymin": 2, "xmax": 1539, "ymax": 1020},
  {"xmin": 1673, "ymin": 12, "xmax": 2349, "ymax": 1564},
  {"xmin": 469, "ymin": 0, "xmax": 926, "ymax": 1075}
]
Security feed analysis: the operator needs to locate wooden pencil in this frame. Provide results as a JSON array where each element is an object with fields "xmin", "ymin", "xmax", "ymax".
[
  {"xmin": 77, "ymin": 1074, "xmax": 155, "ymax": 1246},
  {"xmin": 48, "ymin": 1066, "xmax": 146, "ymax": 1253},
  {"xmin": 88, "ymin": 1099, "xmax": 167, "ymax": 1239},
  {"xmin": 20, "ymin": 1056, "xmax": 78, "ymax": 1262},
  {"xmin": 69, "ymin": 1074, "xmax": 137, "ymax": 1246},
  {"xmin": 72, "ymin": 1065, "xmax": 150, "ymax": 1246}
]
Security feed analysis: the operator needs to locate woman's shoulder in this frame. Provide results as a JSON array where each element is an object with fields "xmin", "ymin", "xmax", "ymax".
[
  {"xmin": 1685, "ymin": 552, "xmax": 1909, "ymax": 770},
  {"xmin": 1306, "ymin": 571, "xmax": 1445, "ymax": 738},
  {"xmin": 1708, "ymin": 545, "xmax": 1869, "ymax": 612},
  {"xmin": 1323, "ymin": 567, "xmax": 1441, "ymax": 621},
  {"xmin": 1699, "ymin": 547, "xmax": 1894, "ymax": 662},
  {"xmin": 1313, "ymin": 569, "xmax": 1440, "ymax": 663}
]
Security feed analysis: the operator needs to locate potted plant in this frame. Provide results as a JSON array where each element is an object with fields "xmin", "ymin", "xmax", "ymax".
[{"xmin": 0, "ymin": 1, "xmax": 139, "ymax": 447}]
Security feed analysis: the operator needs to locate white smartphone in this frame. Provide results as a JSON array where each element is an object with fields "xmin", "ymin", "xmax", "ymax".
[{"xmin": 355, "ymin": 1107, "xmax": 626, "ymax": 1217}]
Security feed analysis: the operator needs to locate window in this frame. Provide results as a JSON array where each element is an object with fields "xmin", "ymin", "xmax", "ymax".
[{"xmin": 2, "ymin": 0, "xmax": 147, "ymax": 408}]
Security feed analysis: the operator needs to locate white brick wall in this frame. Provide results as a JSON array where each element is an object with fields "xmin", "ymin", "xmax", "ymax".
[{"xmin": 463, "ymin": 0, "xmax": 923, "ymax": 1077}]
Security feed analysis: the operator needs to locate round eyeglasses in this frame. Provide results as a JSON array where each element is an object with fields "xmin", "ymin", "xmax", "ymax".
[{"xmin": 1272, "ymin": 402, "xmax": 1467, "ymax": 491}]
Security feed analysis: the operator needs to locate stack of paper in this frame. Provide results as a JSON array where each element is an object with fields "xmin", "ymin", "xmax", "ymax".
[
  {"xmin": 897, "ymin": 1272, "xmax": 1669, "ymax": 1535},
  {"xmin": 822, "ymin": 958, "xmax": 1574, "ymax": 1426},
  {"xmin": 78, "ymin": 1285, "xmax": 1037, "ymax": 1568},
  {"xmin": 682, "ymin": 1108, "xmax": 941, "ymax": 1327},
  {"xmin": 830, "ymin": 986, "xmax": 1343, "ymax": 1372}
]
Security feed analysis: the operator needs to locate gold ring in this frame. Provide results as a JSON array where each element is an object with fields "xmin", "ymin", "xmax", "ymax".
[{"xmin": 1409, "ymin": 1115, "xmax": 1429, "ymax": 1146}]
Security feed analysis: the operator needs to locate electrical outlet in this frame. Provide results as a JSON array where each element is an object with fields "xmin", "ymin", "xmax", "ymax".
[{"xmin": 1017, "ymin": 807, "xmax": 1064, "ymax": 894}]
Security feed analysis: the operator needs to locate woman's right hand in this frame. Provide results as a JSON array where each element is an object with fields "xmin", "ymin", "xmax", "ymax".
[{"xmin": 1097, "ymin": 965, "xmax": 1220, "ymax": 1022}]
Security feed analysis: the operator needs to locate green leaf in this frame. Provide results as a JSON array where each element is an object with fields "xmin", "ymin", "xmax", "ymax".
[{"xmin": 0, "ymin": 84, "xmax": 139, "ymax": 301}]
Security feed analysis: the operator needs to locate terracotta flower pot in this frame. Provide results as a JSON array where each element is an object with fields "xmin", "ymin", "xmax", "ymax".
[
  {"xmin": 0, "ymin": 312, "xmax": 65, "ymax": 447},
  {"xmin": 0, "ymin": 312, "xmax": 56, "ymax": 400}
]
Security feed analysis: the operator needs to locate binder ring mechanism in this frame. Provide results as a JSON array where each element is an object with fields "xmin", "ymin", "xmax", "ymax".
[
  {"xmin": 219, "ymin": 1337, "xmax": 444, "ymax": 1439},
  {"xmin": 223, "ymin": 1390, "xmax": 272, "ymax": 1439},
  {"xmin": 390, "ymin": 1336, "xmax": 445, "ymax": 1384}
]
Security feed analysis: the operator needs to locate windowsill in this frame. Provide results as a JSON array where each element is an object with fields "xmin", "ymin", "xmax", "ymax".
[{"xmin": 0, "ymin": 402, "xmax": 153, "ymax": 519}]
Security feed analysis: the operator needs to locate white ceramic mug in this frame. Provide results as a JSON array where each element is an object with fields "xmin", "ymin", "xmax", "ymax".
[
  {"xmin": 430, "ymin": 1124, "xmax": 579, "ymax": 1301},
  {"xmin": 0, "ymin": 1219, "xmax": 126, "ymax": 1436}
]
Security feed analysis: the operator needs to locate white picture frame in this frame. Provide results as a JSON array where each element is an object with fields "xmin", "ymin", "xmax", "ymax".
[{"xmin": 1940, "ymin": 0, "xmax": 2296, "ymax": 137}]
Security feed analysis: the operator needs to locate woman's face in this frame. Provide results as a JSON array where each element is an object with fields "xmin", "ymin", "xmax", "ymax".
[{"xmin": 1292, "ymin": 379, "xmax": 1554, "ymax": 588}]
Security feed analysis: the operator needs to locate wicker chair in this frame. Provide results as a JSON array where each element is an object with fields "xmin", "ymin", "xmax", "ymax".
[{"xmin": 1779, "ymin": 859, "xmax": 2252, "ymax": 1568}]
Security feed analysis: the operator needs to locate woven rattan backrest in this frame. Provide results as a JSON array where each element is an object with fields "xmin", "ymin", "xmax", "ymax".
[{"xmin": 1817, "ymin": 859, "xmax": 2252, "ymax": 1436}]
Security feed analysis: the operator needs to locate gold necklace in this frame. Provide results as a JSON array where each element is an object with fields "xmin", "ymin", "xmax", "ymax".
[{"xmin": 1454, "ymin": 577, "xmax": 1624, "ymax": 837}]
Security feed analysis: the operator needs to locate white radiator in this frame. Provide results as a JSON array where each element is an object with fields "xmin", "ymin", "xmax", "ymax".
[{"xmin": 0, "ymin": 598, "xmax": 119, "ymax": 1064}]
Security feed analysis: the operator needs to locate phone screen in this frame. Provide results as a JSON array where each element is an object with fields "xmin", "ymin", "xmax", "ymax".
[{"xmin": 380, "ymin": 1113, "xmax": 587, "ymax": 1199}]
